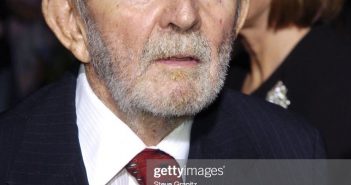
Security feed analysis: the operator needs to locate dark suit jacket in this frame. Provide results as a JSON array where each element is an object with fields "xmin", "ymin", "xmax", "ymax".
[{"xmin": 0, "ymin": 73, "xmax": 325, "ymax": 185}]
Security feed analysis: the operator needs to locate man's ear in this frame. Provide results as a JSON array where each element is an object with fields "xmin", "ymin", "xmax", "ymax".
[
  {"xmin": 236, "ymin": 0, "xmax": 250, "ymax": 31},
  {"xmin": 42, "ymin": 0, "xmax": 90, "ymax": 63}
]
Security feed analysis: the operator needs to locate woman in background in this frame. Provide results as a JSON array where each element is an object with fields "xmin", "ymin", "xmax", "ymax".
[{"xmin": 226, "ymin": 0, "xmax": 351, "ymax": 158}]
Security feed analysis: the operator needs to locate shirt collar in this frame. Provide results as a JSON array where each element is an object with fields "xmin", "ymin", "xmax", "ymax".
[{"xmin": 75, "ymin": 66, "xmax": 192, "ymax": 185}]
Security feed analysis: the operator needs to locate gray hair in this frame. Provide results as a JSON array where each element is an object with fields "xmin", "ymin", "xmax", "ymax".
[{"xmin": 72, "ymin": 0, "xmax": 90, "ymax": 26}]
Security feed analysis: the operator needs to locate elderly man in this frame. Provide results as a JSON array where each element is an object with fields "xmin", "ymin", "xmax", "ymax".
[{"xmin": 0, "ymin": 0, "xmax": 324, "ymax": 184}]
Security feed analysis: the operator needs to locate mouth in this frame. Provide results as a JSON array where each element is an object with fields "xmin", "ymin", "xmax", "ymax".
[{"xmin": 155, "ymin": 55, "xmax": 200, "ymax": 67}]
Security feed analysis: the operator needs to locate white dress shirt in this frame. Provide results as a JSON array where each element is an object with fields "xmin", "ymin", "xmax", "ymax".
[{"xmin": 75, "ymin": 67, "xmax": 192, "ymax": 185}]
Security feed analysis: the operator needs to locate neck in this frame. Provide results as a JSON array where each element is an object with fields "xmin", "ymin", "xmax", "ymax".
[
  {"xmin": 239, "ymin": 23, "xmax": 310, "ymax": 94},
  {"xmin": 84, "ymin": 64, "xmax": 188, "ymax": 146}
]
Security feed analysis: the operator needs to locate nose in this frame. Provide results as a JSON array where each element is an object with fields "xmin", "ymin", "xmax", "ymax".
[{"xmin": 160, "ymin": 0, "xmax": 201, "ymax": 32}]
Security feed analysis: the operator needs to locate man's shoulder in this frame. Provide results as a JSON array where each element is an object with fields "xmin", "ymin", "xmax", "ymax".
[
  {"xmin": 0, "ymin": 73, "xmax": 77, "ymax": 122},
  {"xmin": 190, "ymin": 88, "xmax": 325, "ymax": 159},
  {"xmin": 0, "ymin": 73, "xmax": 78, "ymax": 181},
  {"xmin": 0, "ymin": 73, "xmax": 77, "ymax": 151}
]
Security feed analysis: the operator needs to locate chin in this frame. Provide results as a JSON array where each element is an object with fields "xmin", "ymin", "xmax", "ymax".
[{"xmin": 131, "ymin": 81, "xmax": 218, "ymax": 117}]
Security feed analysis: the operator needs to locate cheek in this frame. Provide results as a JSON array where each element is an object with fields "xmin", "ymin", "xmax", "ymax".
[
  {"xmin": 214, "ymin": 11, "xmax": 236, "ymax": 40},
  {"xmin": 206, "ymin": 21, "xmax": 233, "ymax": 81},
  {"xmin": 91, "ymin": 6, "xmax": 156, "ymax": 57},
  {"xmin": 97, "ymin": 23, "xmax": 149, "ymax": 80},
  {"xmin": 200, "ymin": 2, "xmax": 236, "ymax": 50},
  {"xmin": 100, "ymin": 22, "xmax": 145, "ymax": 56},
  {"xmin": 206, "ymin": 19, "xmax": 233, "ymax": 65}
]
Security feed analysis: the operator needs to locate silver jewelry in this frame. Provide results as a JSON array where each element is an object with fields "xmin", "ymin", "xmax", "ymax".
[{"xmin": 266, "ymin": 81, "xmax": 291, "ymax": 109}]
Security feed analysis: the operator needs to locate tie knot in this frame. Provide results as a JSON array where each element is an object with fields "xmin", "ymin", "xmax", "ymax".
[{"xmin": 126, "ymin": 149, "xmax": 182, "ymax": 185}]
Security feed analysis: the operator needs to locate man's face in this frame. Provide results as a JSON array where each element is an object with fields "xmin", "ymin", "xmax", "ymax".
[{"xmin": 81, "ymin": 0, "xmax": 240, "ymax": 117}]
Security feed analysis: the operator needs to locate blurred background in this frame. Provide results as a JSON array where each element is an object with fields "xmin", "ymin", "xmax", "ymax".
[
  {"xmin": 0, "ymin": 0, "xmax": 350, "ymax": 113},
  {"xmin": 0, "ymin": 0, "xmax": 76, "ymax": 112}
]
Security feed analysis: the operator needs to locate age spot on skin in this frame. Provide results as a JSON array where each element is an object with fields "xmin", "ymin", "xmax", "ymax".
[{"xmin": 114, "ymin": 2, "xmax": 120, "ymax": 9}]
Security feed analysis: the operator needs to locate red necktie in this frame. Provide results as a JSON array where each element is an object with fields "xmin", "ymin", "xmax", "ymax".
[{"xmin": 126, "ymin": 149, "xmax": 183, "ymax": 185}]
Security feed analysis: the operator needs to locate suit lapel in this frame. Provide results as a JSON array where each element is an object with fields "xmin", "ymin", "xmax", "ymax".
[{"xmin": 6, "ymin": 74, "xmax": 89, "ymax": 185}]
